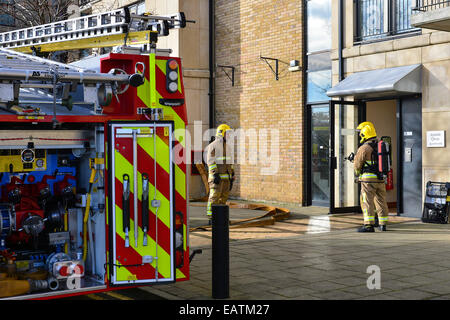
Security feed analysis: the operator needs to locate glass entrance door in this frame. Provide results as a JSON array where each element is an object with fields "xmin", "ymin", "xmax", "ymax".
[
  {"xmin": 311, "ymin": 104, "xmax": 330, "ymax": 205},
  {"xmin": 329, "ymin": 100, "xmax": 364, "ymax": 213}
]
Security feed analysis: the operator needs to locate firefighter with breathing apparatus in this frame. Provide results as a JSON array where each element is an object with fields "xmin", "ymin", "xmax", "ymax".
[
  {"xmin": 354, "ymin": 122, "xmax": 389, "ymax": 232},
  {"xmin": 206, "ymin": 124, "xmax": 235, "ymax": 223}
]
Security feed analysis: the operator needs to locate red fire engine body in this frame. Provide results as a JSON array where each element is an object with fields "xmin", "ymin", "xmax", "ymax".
[{"xmin": 0, "ymin": 9, "xmax": 191, "ymax": 299}]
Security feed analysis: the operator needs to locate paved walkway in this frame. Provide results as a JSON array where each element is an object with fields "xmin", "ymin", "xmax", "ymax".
[{"xmin": 141, "ymin": 201, "xmax": 450, "ymax": 300}]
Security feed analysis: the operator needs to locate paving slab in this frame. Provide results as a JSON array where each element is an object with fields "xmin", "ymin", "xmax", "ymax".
[{"xmin": 139, "ymin": 201, "xmax": 450, "ymax": 300}]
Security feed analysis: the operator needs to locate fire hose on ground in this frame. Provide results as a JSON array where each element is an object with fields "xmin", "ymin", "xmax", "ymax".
[{"xmin": 190, "ymin": 164, "xmax": 290, "ymax": 232}]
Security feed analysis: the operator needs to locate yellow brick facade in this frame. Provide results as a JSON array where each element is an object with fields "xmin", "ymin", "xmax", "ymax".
[{"xmin": 214, "ymin": 0, "xmax": 304, "ymax": 204}]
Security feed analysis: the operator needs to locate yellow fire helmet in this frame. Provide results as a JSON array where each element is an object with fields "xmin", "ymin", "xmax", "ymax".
[
  {"xmin": 216, "ymin": 123, "xmax": 231, "ymax": 137},
  {"xmin": 356, "ymin": 121, "xmax": 377, "ymax": 143}
]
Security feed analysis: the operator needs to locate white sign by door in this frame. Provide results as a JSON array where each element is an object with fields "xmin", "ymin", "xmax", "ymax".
[{"xmin": 427, "ymin": 131, "xmax": 446, "ymax": 148}]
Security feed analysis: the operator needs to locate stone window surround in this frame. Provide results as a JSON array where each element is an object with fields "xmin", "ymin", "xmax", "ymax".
[
  {"xmin": 353, "ymin": 0, "xmax": 420, "ymax": 44},
  {"xmin": 331, "ymin": 30, "xmax": 450, "ymax": 62}
]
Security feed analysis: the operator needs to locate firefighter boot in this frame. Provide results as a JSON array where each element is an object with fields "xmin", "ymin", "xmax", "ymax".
[
  {"xmin": 379, "ymin": 225, "xmax": 387, "ymax": 232},
  {"xmin": 357, "ymin": 225, "xmax": 375, "ymax": 233},
  {"xmin": 373, "ymin": 214, "xmax": 379, "ymax": 228}
]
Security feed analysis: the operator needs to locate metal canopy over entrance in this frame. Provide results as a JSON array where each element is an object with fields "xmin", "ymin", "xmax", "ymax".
[{"xmin": 326, "ymin": 64, "xmax": 422, "ymax": 99}]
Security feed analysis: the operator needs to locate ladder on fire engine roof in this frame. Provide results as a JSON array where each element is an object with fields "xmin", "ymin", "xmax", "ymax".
[{"xmin": 0, "ymin": 6, "xmax": 193, "ymax": 53}]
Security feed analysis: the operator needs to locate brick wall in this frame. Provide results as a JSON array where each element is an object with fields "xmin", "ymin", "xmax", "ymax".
[{"xmin": 215, "ymin": 0, "xmax": 304, "ymax": 204}]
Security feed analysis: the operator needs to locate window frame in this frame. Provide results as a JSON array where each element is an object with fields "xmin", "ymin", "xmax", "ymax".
[
  {"xmin": 354, "ymin": 0, "xmax": 421, "ymax": 44},
  {"xmin": 306, "ymin": 0, "xmax": 332, "ymax": 105}
]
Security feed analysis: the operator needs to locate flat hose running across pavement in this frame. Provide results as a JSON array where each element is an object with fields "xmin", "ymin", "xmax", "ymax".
[
  {"xmin": 190, "ymin": 164, "xmax": 290, "ymax": 231},
  {"xmin": 189, "ymin": 200, "xmax": 290, "ymax": 232}
]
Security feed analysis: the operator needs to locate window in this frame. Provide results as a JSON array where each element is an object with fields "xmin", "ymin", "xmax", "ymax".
[
  {"xmin": 307, "ymin": 52, "xmax": 332, "ymax": 103},
  {"xmin": 128, "ymin": 1, "xmax": 146, "ymax": 15},
  {"xmin": 307, "ymin": 0, "xmax": 331, "ymax": 52},
  {"xmin": 355, "ymin": 0, "xmax": 419, "ymax": 42},
  {"xmin": 0, "ymin": 14, "xmax": 14, "ymax": 26},
  {"xmin": 306, "ymin": 0, "xmax": 333, "ymax": 206},
  {"xmin": 306, "ymin": 0, "xmax": 332, "ymax": 103}
]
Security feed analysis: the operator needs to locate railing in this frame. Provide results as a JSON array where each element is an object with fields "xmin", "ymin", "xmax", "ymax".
[
  {"xmin": 413, "ymin": 0, "xmax": 450, "ymax": 12},
  {"xmin": 355, "ymin": 0, "xmax": 419, "ymax": 42},
  {"xmin": 79, "ymin": 0, "xmax": 92, "ymax": 6}
]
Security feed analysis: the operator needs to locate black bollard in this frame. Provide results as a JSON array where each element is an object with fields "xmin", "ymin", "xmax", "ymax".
[{"xmin": 211, "ymin": 204, "xmax": 229, "ymax": 299}]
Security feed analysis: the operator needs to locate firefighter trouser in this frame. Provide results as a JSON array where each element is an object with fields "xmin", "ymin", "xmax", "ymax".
[
  {"xmin": 207, "ymin": 176, "xmax": 231, "ymax": 217},
  {"xmin": 360, "ymin": 182, "xmax": 389, "ymax": 226}
]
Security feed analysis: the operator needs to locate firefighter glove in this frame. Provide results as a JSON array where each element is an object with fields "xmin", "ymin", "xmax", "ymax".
[{"xmin": 213, "ymin": 173, "xmax": 221, "ymax": 185}]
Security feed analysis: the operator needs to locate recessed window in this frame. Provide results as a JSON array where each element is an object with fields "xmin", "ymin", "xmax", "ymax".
[
  {"xmin": 307, "ymin": 0, "xmax": 332, "ymax": 53},
  {"xmin": 306, "ymin": 0, "xmax": 332, "ymax": 104},
  {"xmin": 355, "ymin": 0, "xmax": 419, "ymax": 42},
  {"xmin": 0, "ymin": 13, "xmax": 14, "ymax": 27},
  {"xmin": 307, "ymin": 52, "xmax": 332, "ymax": 103}
]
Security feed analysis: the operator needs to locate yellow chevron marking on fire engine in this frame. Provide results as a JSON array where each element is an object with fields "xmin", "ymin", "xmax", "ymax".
[
  {"xmin": 156, "ymin": 59, "xmax": 167, "ymax": 74},
  {"xmin": 176, "ymin": 268, "xmax": 186, "ymax": 279},
  {"xmin": 154, "ymin": 91, "xmax": 186, "ymax": 148},
  {"xmin": 155, "ymin": 59, "xmax": 182, "ymax": 94},
  {"xmin": 137, "ymin": 59, "xmax": 185, "ymax": 141},
  {"xmin": 115, "ymin": 151, "xmax": 170, "ymax": 228},
  {"xmin": 137, "ymin": 76, "xmax": 151, "ymax": 109},
  {"xmin": 115, "ymin": 204, "xmax": 173, "ymax": 280},
  {"xmin": 175, "ymin": 165, "xmax": 186, "ymax": 200},
  {"xmin": 114, "ymin": 259, "xmax": 141, "ymax": 284},
  {"xmin": 150, "ymin": 53, "xmax": 157, "ymax": 108},
  {"xmin": 137, "ymin": 134, "xmax": 170, "ymax": 175}
]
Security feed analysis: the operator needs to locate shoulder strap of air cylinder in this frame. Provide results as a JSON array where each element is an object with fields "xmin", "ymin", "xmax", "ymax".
[{"xmin": 362, "ymin": 140, "xmax": 379, "ymax": 176}]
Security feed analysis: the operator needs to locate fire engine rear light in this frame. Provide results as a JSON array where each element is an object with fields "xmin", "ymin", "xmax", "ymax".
[
  {"xmin": 175, "ymin": 211, "xmax": 184, "ymax": 268},
  {"xmin": 175, "ymin": 212, "xmax": 183, "ymax": 229},
  {"xmin": 168, "ymin": 81, "xmax": 178, "ymax": 93},
  {"xmin": 168, "ymin": 70, "xmax": 178, "ymax": 81},
  {"xmin": 176, "ymin": 250, "xmax": 184, "ymax": 268},
  {"xmin": 175, "ymin": 231, "xmax": 183, "ymax": 249},
  {"xmin": 168, "ymin": 59, "xmax": 178, "ymax": 70},
  {"xmin": 166, "ymin": 59, "xmax": 179, "ymax": 94}
]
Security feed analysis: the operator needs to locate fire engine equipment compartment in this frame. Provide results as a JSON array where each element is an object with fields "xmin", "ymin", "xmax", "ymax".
[{"xmin": 0, "ymin": 123, "xmax": 107, "ymax": 298}]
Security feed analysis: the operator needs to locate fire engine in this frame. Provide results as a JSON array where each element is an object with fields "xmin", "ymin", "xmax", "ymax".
[{"xmin": 0, "ymin": 6, "xmax": 192, "ymax": 299}]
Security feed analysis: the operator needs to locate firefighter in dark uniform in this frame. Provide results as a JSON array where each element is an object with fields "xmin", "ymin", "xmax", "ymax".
[
  {"xmin": 354, "ymin": 122, "xmax": 389, "ymax": 232},
  {"xmin": 206, "ymin": 124, "xmax": 235, "ymax": 222}
]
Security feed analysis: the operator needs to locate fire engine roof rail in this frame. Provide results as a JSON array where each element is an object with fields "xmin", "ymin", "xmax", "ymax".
[{"xmin": 0, "ymin": 7, "xmax": 192, "ymax": 52}]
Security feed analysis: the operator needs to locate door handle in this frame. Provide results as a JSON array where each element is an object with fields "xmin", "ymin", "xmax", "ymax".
[
  {"xmin": 132, "ymin": 129, "xmax": 139, "ymax": 248},
  {"xmin": 122, "ymin": 174, "xmax": 130, "ymax": 248},
  {"xmin": 142, "ymin": 173, "xmax": 149, "ymax": 246}
]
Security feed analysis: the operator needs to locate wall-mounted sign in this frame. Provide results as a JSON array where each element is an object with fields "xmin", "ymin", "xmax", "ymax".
[{"xmin": 427, "ymin": 131, "xmax": 446, "ymax": 148}]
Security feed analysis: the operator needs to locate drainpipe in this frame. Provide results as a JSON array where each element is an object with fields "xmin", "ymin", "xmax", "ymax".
[
  {"xmin": 302, "ymin": 1, "xmax": 309, "ymax": 206},
  {"xmin": 208, "ymin": 0, "xmax": 215, "ymax": 130},
  {"xmin": 338, "ymin": 0, "xmax": 344, "ymax": 82},
  {"xmin": 338, "ymin": 0, "xmax": 345, "ymax": 207}
]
